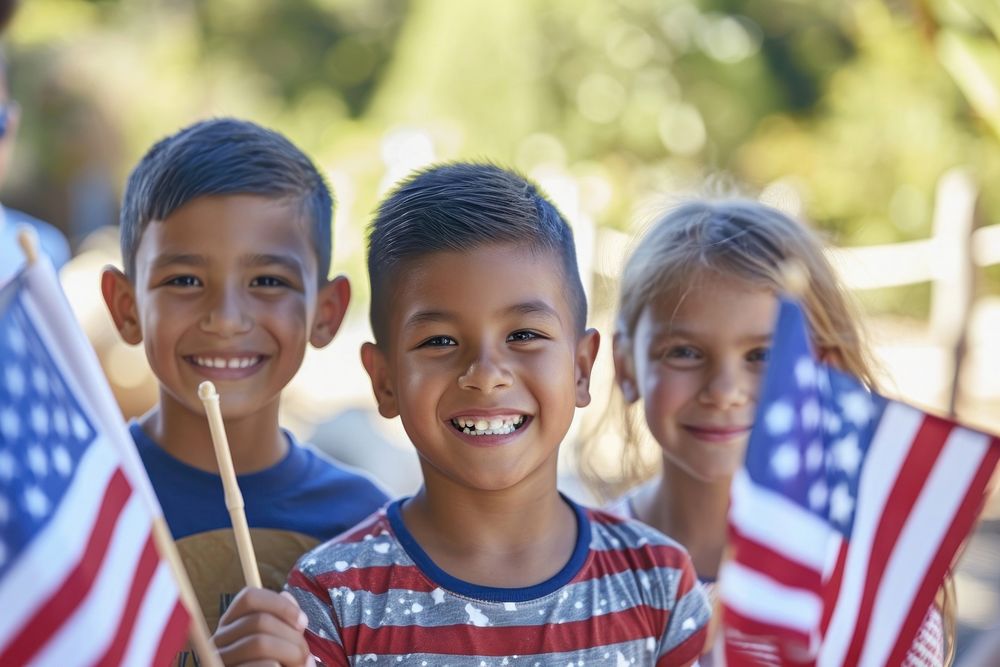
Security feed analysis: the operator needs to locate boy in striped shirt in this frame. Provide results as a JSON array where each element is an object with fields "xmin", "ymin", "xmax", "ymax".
[{"xmin": 217, "ymin": 163, "xmax": 710, "ymax": 666}]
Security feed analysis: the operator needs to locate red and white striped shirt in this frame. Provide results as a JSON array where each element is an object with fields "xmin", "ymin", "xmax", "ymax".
[{"xmin": 287, "ymin": 498, "xmax": 711, "ymax": 666}]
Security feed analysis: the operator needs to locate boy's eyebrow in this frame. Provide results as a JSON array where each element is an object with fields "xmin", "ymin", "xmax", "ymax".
[
  {"xmin": 506, "ymin": 300, "xmax": 562, "ymax": 322},
  {"xmin": 244, "ymin": 253, "xmax": 306, "ymax": 274},
  {"xmin": 403, "ymin": 300, "xmax": 562, "ymax": 332},
  {"xmin": 150, "ymin": 253, "xmax": 208, "ymax": 270},
  {"xmin": 402, "ymin": 310, "xmax": 453, "ymax": 331}
]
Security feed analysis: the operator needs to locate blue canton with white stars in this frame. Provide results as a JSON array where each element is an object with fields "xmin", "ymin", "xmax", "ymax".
[
  {"xmin": 0, "ymin": 278, "xmax": 96, "ymax": 578},
  {"xmin": 745, "ymin": 298, "xmax": 887, "ymax": 537}
]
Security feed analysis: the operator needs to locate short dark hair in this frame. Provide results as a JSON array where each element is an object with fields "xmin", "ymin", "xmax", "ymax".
[
  {"xmin": 367, "ymin": 162, "xmax": 587, "ymax": 344},
  {"xmin": 119, "ymin": 118, "xmax": 333, "ymax": 281}
]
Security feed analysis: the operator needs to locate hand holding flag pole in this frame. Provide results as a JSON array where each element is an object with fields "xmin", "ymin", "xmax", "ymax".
[
  {"xmin": 10, "ymin": 227, "xmax": 223, "ymax": 667},
  {"xmin": 198, "ymin": 381, "xmax": 262, "ymax": 588}
]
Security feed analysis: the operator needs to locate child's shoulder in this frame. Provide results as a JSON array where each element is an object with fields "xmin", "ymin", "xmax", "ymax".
[
  {"xmin": 585, "ymin": 504, "xmax": 689, "ymax": 551},
  {"xmin": 290, "ymin": 434, "xmax": 388, "ymax": 496},
  {"xmin": 292, "ymin": 504, "xmax": 395, "ymax": 575}
]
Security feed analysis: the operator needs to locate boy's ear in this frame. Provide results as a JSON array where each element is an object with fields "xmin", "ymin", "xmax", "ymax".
[
  {"xmin": 573, "ymin": 328, "xmax": 601, "ymax": 408},
  {"xmin": 100, "ymin": 266, "xmax": 143, "ymax": 345},
  {"xmin": 612, "ymin": 331, "xmax": 639, "ymax": 404},
  {"xmin": 310, "ymin": 275, "xmax": 351, "ymax": 348},
  {"xmin": 360, "ymin": 341, "xmax": 398, "ymax": 419}
]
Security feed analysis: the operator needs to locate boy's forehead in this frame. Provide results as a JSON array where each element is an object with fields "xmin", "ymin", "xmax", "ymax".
[
  {"xmin": 386, "ymin": 243, "xmax": 576, "ymax": 321},
  {"xmin": 135, "ymin": 194, "xmax": 318, "ymax": 265}
]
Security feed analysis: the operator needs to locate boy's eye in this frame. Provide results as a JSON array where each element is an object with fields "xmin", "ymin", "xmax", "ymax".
[
  {"xmin": 250, "ymin": 275, "xmax": 288, "ymax": 288},
  {"xmin": 747, "ymin": 347, "xmax": 771, "ymax": 364},
  {"xmin": 507, "ymin": 330, "xmax": 541, "ymax": 343},
  {"xmin": 420, "ymin": 335, "xmax": 457, "ymax": 348},
  {"xmin": 165, "ymin": 275, "xmax": 201, "ymax": 288}
]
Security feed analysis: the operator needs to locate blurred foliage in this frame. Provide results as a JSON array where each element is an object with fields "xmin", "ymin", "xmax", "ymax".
[{"xmin": 3, "ymin": 0, "xmax": 1000, "ymax": 318}]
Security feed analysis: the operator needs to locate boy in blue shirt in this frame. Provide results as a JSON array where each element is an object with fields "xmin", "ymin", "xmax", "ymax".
[
  {"xmin": 100, "ymin": 118, "xmax": 388, "ymax": 661},
  {"xmin": 218, "ymin": 163, "xmax": 710, "ymax": 666}
]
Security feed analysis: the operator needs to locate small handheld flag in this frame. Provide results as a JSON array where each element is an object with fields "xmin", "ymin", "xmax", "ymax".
[{"xmin": 720, "ymin": 297, "xmax": 999, "ymax": 666}]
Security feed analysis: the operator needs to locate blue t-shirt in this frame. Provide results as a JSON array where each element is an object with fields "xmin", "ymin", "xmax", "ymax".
[{"xmin": 130, "ymin": 422, "xmax": 389, "ymax": 644}]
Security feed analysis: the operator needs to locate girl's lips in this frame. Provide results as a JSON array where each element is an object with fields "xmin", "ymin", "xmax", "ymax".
[{"xmin": 683, "ymin": 425, "xmax": 751, "ymax": 443}]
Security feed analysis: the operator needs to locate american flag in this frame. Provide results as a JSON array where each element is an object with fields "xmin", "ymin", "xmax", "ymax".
[
  {"xmin": 0, "ymin": 257, "xmax": 189, "ymax": 665},
  {"xmin": 720, "ymin": 297, "xmax": 1000, "ymax": 667}
]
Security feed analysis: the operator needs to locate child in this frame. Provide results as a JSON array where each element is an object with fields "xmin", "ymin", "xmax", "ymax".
[
  {"xmin": 587, "ymin": 199, "xmax": 948, "ymax": 665},
  {"xmin": 100, "ymin": 118, "xmax": 389, "ymax": 654},
  {"xmin": 218, "ymin": 162, "xmax": 711, "ymax": 665}
]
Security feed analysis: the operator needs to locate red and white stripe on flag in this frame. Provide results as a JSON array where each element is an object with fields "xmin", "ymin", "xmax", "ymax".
[
  {"xmin": 0, "ymin": 257, "xmax": 189, "ymax": 665},
  {"xmin": 719, "ymin": 297, "xmax": 1000, "ymax": 667}
]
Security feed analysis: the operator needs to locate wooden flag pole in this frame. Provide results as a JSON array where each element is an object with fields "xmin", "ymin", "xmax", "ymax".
[
  {"xmin": 150, "ymin": 519, "xmax": 225, "ymax": 667},
  {"xmin": 198, "ymin": 380, "xmax": 263, "ymax": 588},
  {"xmin": 779, "ymin": 259, "xmax": 809, "ymax": 298},
  {"xmin": 18, "ymin": 226, "xmax": 223, "ymax": 667},
  {"xmin": 16, "ymin": 226, "xmax": 39, "ymax": 265}
]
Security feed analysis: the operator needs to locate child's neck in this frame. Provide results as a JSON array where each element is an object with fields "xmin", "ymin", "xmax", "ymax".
[
  {"xmin": 633, "ymin": 463, "xmax": 730, "ymax": 581},
  {"xmin": 400, "ymin": 478, "xmax": 578, "ymax": 589},
  {"xmin": 141, "ymin": 394, "xmax": 289, "ymax": 474}
]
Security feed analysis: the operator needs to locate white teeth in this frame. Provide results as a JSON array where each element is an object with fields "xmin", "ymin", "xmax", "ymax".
[
  {"xmin": 192, "ymin": 356, "xmax": 260, "ymax": 369},
  {"xmin": 452, "ymin": 415, "xmax": 525, "ymax": 436}
]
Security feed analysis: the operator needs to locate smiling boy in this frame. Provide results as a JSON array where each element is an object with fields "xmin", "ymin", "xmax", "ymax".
[
  {"xmin": 255, "ymin": 162, "xmax": 709, "ymax": 665},
  {"xmin": 100, "ymin": 119, "xmax": 388, "ymax": 660}
]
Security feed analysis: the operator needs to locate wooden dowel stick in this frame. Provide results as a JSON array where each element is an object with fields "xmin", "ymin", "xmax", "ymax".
[{"xmin": 198, "ymin": 381, "xmax": 262, "ymax": 588}]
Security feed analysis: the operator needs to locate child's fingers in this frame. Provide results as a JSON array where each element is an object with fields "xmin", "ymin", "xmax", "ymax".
[
  {"xmin": 219, "ymin": 588, "xmax": 308, "ymax": 630},
  {"xmin": 213, "ymin": 613, "xmax": 311, "ymax": 666},
  {"xmin": 213, "ymin": 588, "xmax": 312, "ymax": 667}
]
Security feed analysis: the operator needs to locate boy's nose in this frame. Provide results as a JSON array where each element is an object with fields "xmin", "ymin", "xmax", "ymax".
[
  {"xmin": 457, "ymin": 351, "xmax": 513, "ymax": 393},
  {"xmin": 200, "ymin": 291, "xmax": 252, "ymax": 337}
]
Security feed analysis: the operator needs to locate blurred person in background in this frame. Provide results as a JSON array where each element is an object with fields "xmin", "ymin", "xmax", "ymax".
[{"xmin": 0, "ymin": 45, "xmax": 70, "ymax": 279}]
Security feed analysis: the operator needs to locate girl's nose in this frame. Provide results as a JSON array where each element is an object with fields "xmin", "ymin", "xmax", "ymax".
[{"xmin": 700, "ymin": 362, "xmax": 750, "ymax": 409}]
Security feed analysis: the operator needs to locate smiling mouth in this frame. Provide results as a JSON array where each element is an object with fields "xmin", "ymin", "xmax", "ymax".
[
  {"xmin": 684, "ymin": 425, "xmax": 751, "ymax": 442},
  {"xmin": 185, "ymin": 355, "xmax": 264, "ymax": 370},
  {"xmin": 450, "ymin": 415, "xmax": 528, "ymax": 436}
]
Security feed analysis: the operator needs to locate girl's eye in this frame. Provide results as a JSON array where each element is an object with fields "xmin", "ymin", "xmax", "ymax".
[
  {"xmin": 250, "ymin": 276, "xmax": 287, "ymax": 288},
  {"xmin": 421, "ymin": 335, "xmax": 457, "ymax": 348},
  {"xmin": 165, "ymin": 275, "xmax": 200, "ymax": 288},
  {"xmin": 507, "ymin": 330, "xmax": 541, "ymax": 343},
  {"xmin": 663, "ymin": 345, "xmax": 700, "ymax": 361},
  {"xmin": 747, "ymin": 347, "xmax": 771, "ymax": 364}
]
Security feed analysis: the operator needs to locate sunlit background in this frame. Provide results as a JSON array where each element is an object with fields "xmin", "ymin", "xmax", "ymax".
[{"xmin": 5, "ymin": 0, "xmax": 1000, "ymax": 658}]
